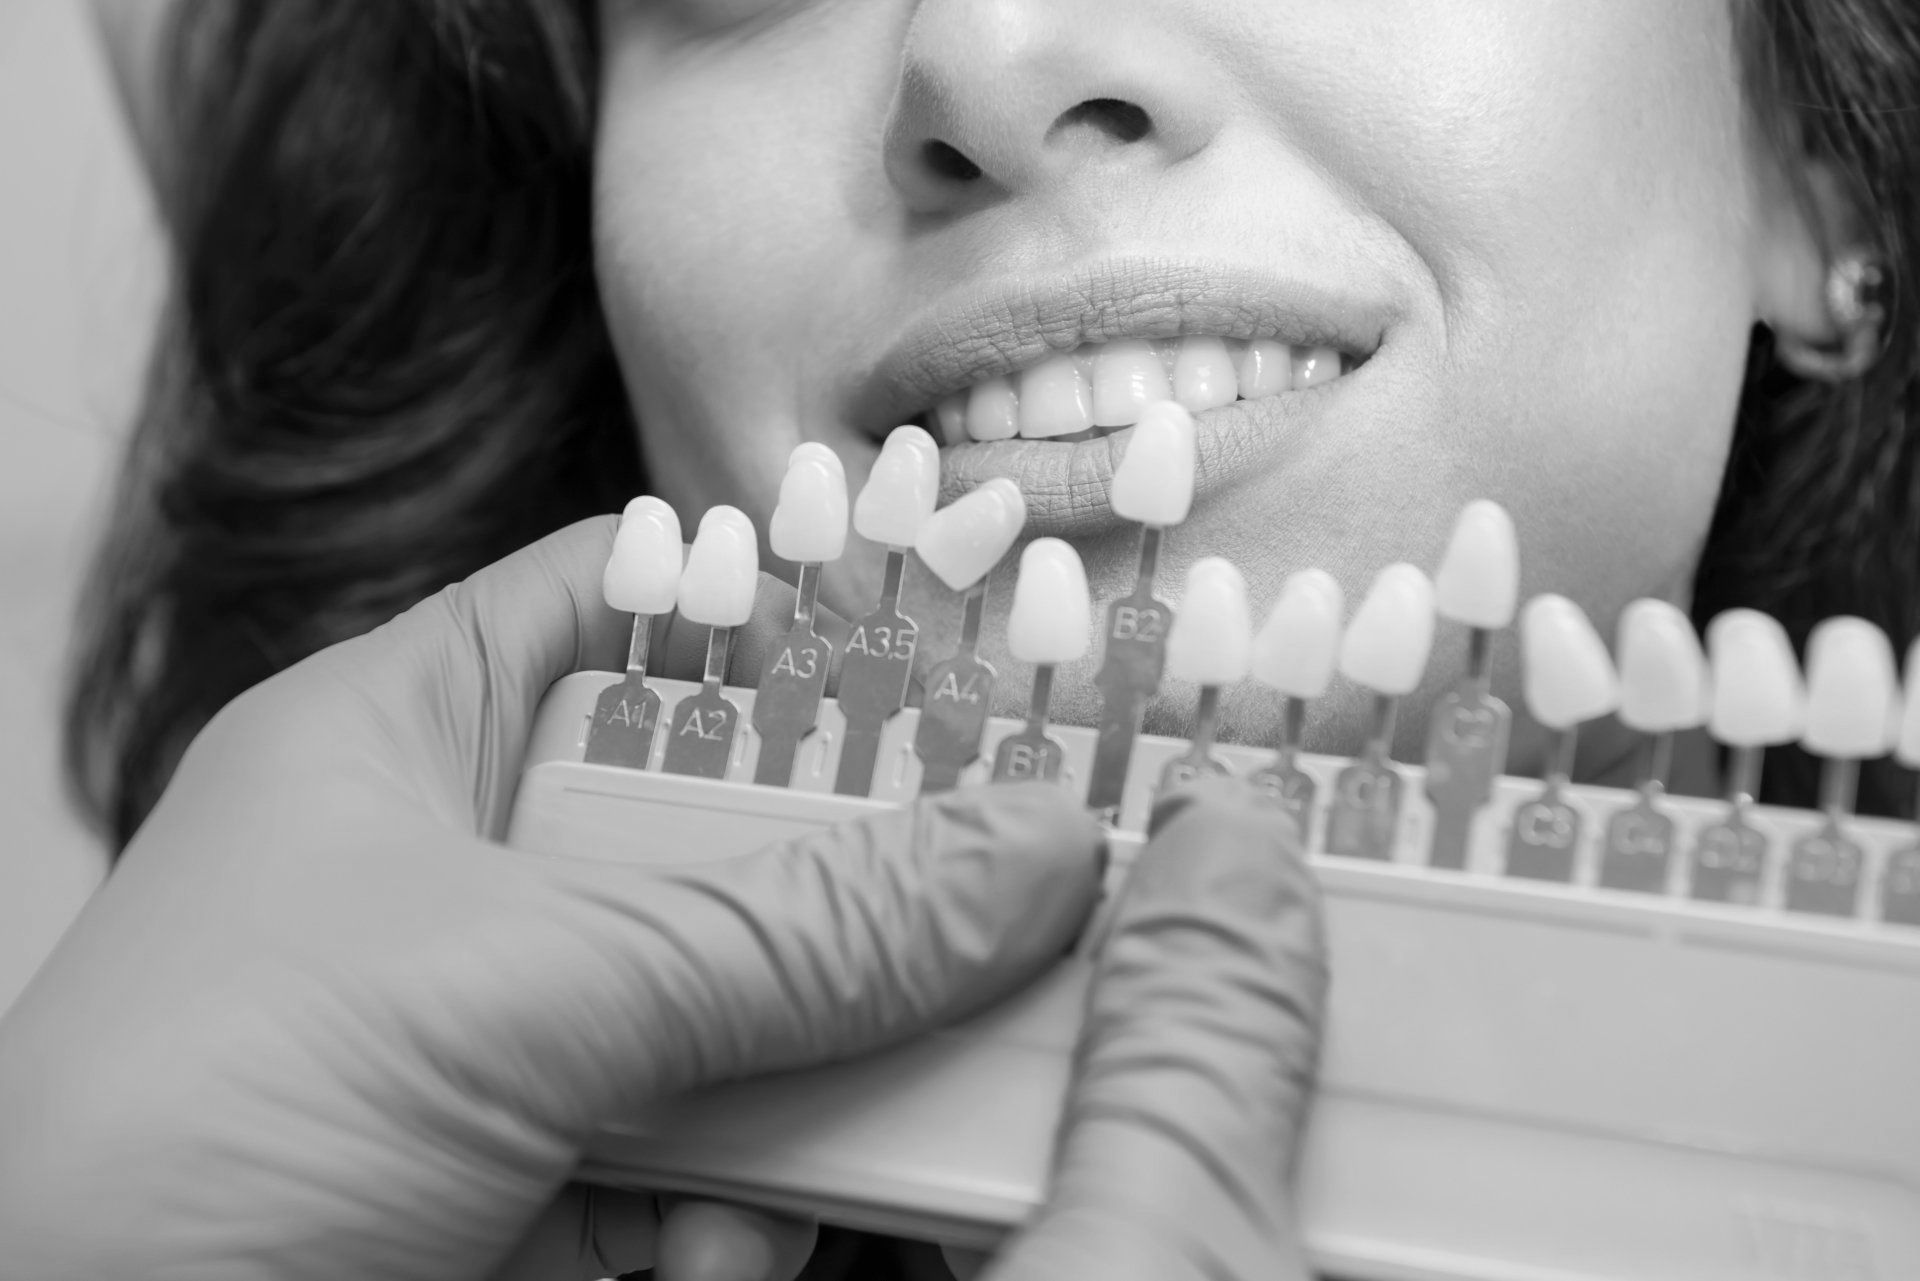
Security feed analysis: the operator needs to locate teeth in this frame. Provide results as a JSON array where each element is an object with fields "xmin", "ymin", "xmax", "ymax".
[
  {"xmin": 940, "ymin": 335, "xmax": 1356, "ymax": 444},
  {"xmin": 1292, "ymin": 345, "xmax": 1342, "ymax": 390},
  {"xmin": 1235, "ymin": 339, "xmax": 1291, "ymax": 398},
  {"xmin": 1172, "ymin": 336, "xmax": 1238, "ymax": 413},
  {"xmin": 1017, "ymin": 354, "xmax": 1093, "ymax": 438},
  {"xmin": 1091, "ymin": 338, "xmax": 1173, "ymax": 427},
  {"xmin": 966, "ymin": 376, "xmax": 1019, "ymax": 441}
]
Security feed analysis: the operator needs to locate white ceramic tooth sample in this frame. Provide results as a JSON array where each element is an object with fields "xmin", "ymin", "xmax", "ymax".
[
  {"xmin": 1433, "ymin": 499, "xmax": 1520, "ymax": 629},
  {"xmin": 1802, "ymin": 616, "xmax": 1901, "ymax": 759},
  {"xmin": 1292, "ymin": 346, "xmax": 1342, "ymax": 390},
  {"xmin": 913, "ymin": 478, "xmax": 1027, "ymax": 592},
  {"xmin": 1108, "ymin": 401, "xmax": 1197, "ymax": 526},
  {"xmin": 769, "ymin": 457, "xmax": 848, "ymax": 564},
  {"xmin": 1615, "ymin": 598, "xmax": 1709, "ymax": 733},
  {"xmin": 1092, "ymin": 338, "xmax": 1173, "ymax": 427},
  {"xmin": 1337, "ymin": 563, "xmax": 1436, "ymax": 696},
  {"xmin": 788, "ymin": 441, "xmax": 844, "ymax": 480},
  {"xmin": 1234, "ymin": 338, "xmax": 1290, "ymax": 398},
  {"xmin": 1251, "ymin": 569, "xmax": 1345, "ymax": 698},
  {"xmin": 1519, "ymin": 594, "xmax": 1621, "ymax": 730},
  {"xmin": 853, "ymin": 425, "xmax": 940, "ymax": 547},
  {"xmin": 1172, "ymin": 336, "xmax": 1238, "ymax": 412},
  {"xmin": 1017, "ymin": 353, "xmax": 1093, "ymax": 438},
  {"xmin": 966, "ymin": 377, "xmax": 1019, "ymax": 441},
  {"xmin": 1898, "ymin": 636, "xmax": 1920, "ymax": 767},
  {"xmin": 1705, "ymin": 609, "xmax": 1806, "ymax": 747},
  {"xmin": 1007, "ymin": 538, "xmax": 1092, "ymax": 665},
  {"xmin": 1166, "ymin": 557, "xmax": 1253, "ymax": 686},
  {"xmin": 676, "ymin": 505, "xmax": 759, "ymax": 627},
  {"xmin": 604, "ymin": 496, "xmax": 684, "ymax": 616}
]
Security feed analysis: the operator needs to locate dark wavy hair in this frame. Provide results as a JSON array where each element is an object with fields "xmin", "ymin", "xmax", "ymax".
[{"xmin": 66, "ymin": 0, "xmax": 1920, "ymax": 851}]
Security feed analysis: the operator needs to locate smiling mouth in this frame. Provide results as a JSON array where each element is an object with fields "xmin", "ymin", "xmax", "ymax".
[{"xmin": 912, "ymin": 334, "xmax": 1363, "ymax": 446}]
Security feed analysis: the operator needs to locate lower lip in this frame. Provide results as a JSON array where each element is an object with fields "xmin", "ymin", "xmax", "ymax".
[{"xmin": 934, "ymin": 390, "xmax": 1326, "ymax": 537}]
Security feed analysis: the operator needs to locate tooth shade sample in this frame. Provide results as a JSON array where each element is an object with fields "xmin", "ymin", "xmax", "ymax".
[
  {"xmin": 914, "ymin": 478, "xmax": 1027, "ymax": 592},
  {"xmin": 769, "ymin": 457, "xmax": 848, "ymax": 564},
  {"xmin": 1017, "ymin": 354, "xmax": 1093, "ymax": 438},
  {"xmin": 965, "ymin": 376, "xmax": 1019, "ymax": 441},
  {"xmin": 1434, "ymin": 500, "xmax": 1520, "ymax": 629},
  {"xmin": 604, "ymin": 496, "xmax": 684, "ymax": 616},
  {"xmin": 1615, "ymin": 598, "xmax": 1710, "ymax": 733},
  {"xmin": 676, "ymin": 505, "xmax": 759, "ymax": 627},
  {"xmin": 1337, "ymin": 563, "xmax": 1436, "ymax": 696},
  {"xmin": 1292, "ymin": 346, "xmax": 1342, "ymax": 390},
  {"xmin": 789, "ymin": 441, "xmax": 844, "ymax": 481},
  {"xmin": 1109, "ymin": 401, "xmax": 1197, "ymax": 526},
  {"xmin": 1802, "ymin": 616, "xmax": 1901, "ymax": 759},
  {"xmin": 1252, "ymin": 569, "xmax": 1345, "ymax": 698},
  {"xmin": 1234, "ymin": 339, "xmax": 1291, "ymax": 399},
  {"xmin": 1898, "ymin": 635, "xmax": 1920, "ymax": 767},
  {"xmin": 1092, "ymin": 338, "xmax": 1174, "ymax": 427},
  {"xmin": 1705, "ymin": 609, "xmax": 1806, "ymax": 747},
  {"xmin": 1166, "ymin": 557, "xmax": 1253, "ymax": 686},
  {"xmin": 1007, "ymin": 538, "xmax": 1092, "ymax": 664},
  {"xmin": 1519, "ymin": 594, "xmax": 1621, "ymax": 730},
  {"xmin": 1172, "ymin": 336, "xmax": 1238, "ymax": 413},
  {"xmin": 853, "ymin": 425, "xmax": 940, "ymax": 547}
]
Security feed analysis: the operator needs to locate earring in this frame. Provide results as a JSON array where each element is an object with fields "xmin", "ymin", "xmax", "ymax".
[{"xmin": 1777, "ymin": 248, "xmax": 1889, "ymax": 381}]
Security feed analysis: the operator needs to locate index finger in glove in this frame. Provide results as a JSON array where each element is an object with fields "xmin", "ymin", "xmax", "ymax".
[{"xmin": 987, "ymin": 775, "xmax": 1328, "ymax": 1281}]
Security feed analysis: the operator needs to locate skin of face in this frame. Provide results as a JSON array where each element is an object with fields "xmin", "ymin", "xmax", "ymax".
[{"xmin": 591, "ymin": 0, "xmax": 1819, "ymax": 784}]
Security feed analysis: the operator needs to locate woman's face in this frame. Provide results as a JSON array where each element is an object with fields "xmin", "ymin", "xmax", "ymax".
[{"xmin": 592, "ymin": 0, "xmax": 1780, "ymax": 770}]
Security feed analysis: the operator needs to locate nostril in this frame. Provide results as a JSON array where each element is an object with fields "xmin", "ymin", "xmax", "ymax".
[
  {"xmin": 1049, "ymin": 98, "xmax": 1153, "ymax": 146},
  {"xmin": 921, "ymin": 140, "xmax": 984, "ymax": 182}
]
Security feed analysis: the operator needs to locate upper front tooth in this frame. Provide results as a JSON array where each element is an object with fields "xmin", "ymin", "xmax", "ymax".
[
  {"xmin": 1017, "ymin": 353, "xmax": 1093, "ymax": 438},
  {"xmin": 1091, "ymin": 338, "xmax": 1172, "ymax": 427},
  {"xmin": 1172, "ymin": 336, "xmax": 1238, "ymax": 412},
  {"xmin": 1292, "ymin": 345, "xmax": 1342, "ymax": 390},
  {"xmin": 935, "ymin": 394, "xmax": 968, "ymax": 446},
  {"xmin": 1235, "ymin": 338, "xmax": 1290, "ymax": 398},
  {"xmin": 966, "ymin": 376, "xmax": 1019, "ymax": 441}
]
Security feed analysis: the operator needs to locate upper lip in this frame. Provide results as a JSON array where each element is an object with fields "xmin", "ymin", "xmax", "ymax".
[{"xmin": 850, "ymin": 256, "xmax": 1395, "ymax": 439}]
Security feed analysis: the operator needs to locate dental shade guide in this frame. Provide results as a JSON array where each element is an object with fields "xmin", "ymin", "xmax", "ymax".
[
  {"xmin": 991, "ymin": 539, "xmax": 1091, "ymax": 784},
  {"xmin": 1156, "ymin": 558, "xmax": 1253, "ymax": 796},
  {"xmin": 834, "ymin": 426, "xmax": 938, "ymax": 797},
  {"xmin": 1690, "ymin": 610, "xmax": 1806, "ymax": 904},
  {"xmin": 1423, "ymin": 500, "xmax": 1518, "ymax": 869},
  {"xmin": 1324, "ymin": 563, "xmax": 1435, "ymax": 860},
  {"xmin": 1248, "ymin": 569, "xmax": 1343, "ymax": 836},
  {"xmin": 1787, "ymin": 618, "xmax": 1900, "ymax": 916},
  {"xmin": 584, "ymin": 497, "xmax": 683, "ymax": 768},
  {"xmin": 1889, "ymin": 636, "xmax": 1920, "ymax": 926},
  {"xmin": 910, "ymin": 479, "xmax": 1028, "ymax": 793},
  {"xmin": 1506, "ymin": 595, "xmax": 1619, "ymax": 882},
  {"xmin": 752, "ymin": 446, "xmax": 847, "ymax": 787},
  {"xmin": 1598, "ymin": 599, "xmax": 1708, "ymax": 893},
  {"xmin": 1085, "ymin": 401, "xmax": 1195, "ymax": 819},
  {"xmin": 660, "ymin": 507, "xmax": 759, "ymax": 779}
]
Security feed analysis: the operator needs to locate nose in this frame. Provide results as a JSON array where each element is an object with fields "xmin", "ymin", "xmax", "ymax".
[{"xmin": 883, "ymin": 0, "xmax": 1226, "ymax": 213}]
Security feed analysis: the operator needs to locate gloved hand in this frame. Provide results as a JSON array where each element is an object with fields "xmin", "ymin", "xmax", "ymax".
[{"xmin": 0, "ymin": 516, "xmax": 1326, "ymax": 1281}]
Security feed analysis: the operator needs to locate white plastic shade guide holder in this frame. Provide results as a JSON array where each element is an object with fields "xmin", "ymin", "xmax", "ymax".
[
  {"xmin": 1691, "ymin": 608, "xmax": 1808, "ymax": 905},
  {"xmin": 1248, "ymin": 569, "xmax": 1344, "ymax": 829},
  {"xmin": 1889, "ymin": 636, "xmax": 1920, "ymax": 926},
  {"xmin": 1326, "ymin": 563, "xmax": 1436, "ymax": 860},
  {"xmin": 754, "ymin": 446, "xmax": 852, "ymax": 786},
  {"xmin": 661, "ymin": 506, "xmax": 759, "ymax": 780},
  {"xmin": 1786, "ymin": 617, "xmax": 1902, "ymax": 916},
  {"xmin": 993, "ymin": 538, "xmax": 1092, "ymax": 784},
  {"xmin": 835, "ymin": 426, "xmax": 941, "ymax": 797},
  {"xmin": 1158, "ymin": 557, "xmax": 1253, "ymax": 795},
  {"xmin": 1087, "ymin": 401, "xmax": 1197, "ymax": 817},
  {"xmin": 586, "ymin": 496, "xmax": 685, "ymax": 768},
  {"xmin": 1599, "ymin": 598, "xmax": 1710, "ymax": 893},
  {"xmin": 910, "ymin": 479, "xmax": 1028, "ymax": 793},
  {"xmin": 1507, "ymin": 594, "xmax": 1621, "ymax": 882},
  {"xmin": 1424, "ymin": 500, "xmax": 1520, "ymax": 869}
]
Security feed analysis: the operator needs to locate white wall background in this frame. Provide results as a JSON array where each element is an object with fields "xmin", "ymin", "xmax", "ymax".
[{"xmin": 0, "ymin": 0, "xmax": 163, "ymax": 1012}]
